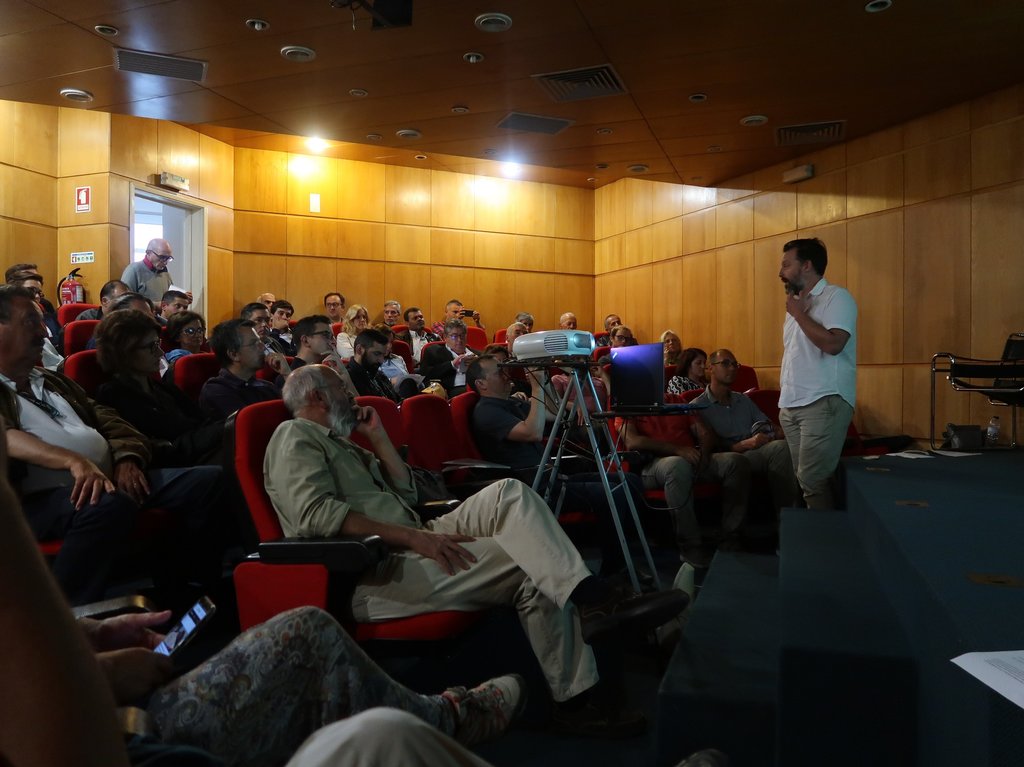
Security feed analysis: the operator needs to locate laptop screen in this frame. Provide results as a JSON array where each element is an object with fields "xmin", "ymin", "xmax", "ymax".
[{"xmin": 609, "ymin": 343, "xmax": 665, "ymax": 410}]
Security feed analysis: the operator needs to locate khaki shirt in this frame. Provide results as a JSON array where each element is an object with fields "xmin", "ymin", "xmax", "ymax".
[{"xmin": 264, "ymin": 417, "xmax": 420, "ymax": 538}]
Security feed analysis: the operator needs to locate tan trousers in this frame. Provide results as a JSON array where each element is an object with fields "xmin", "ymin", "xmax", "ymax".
[
  {"xmin": 780, "ymin": 394, "xmax": 853, "ymax": 509},
  {"xmin": 351, "ymin": 478, "xmax": 599, "ymax": 701}
]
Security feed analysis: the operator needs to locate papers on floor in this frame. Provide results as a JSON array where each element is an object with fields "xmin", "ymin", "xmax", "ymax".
[
  {"xmin": 884, "ymin": 449, "xmax": 983, "ymax": 459},
  {"xmin": 952, "ymin": 651, "xmax": 1024, "ymax": 710}
]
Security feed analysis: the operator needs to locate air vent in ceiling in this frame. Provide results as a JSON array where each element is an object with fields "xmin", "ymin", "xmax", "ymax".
[
  {"xmin": 775, "ymin": 120, "xmax": 846, "ymax": 146},
  {"xmin": 497, "ymin": 112, "xmax": 574, "ymax": 135},
  {"xmin": 115, "ymin": 49, "xmax": 207, "ymax": 82},
  {"xmin": 532, "ymin": 64, "xmax": 627, "ymax": 103}
]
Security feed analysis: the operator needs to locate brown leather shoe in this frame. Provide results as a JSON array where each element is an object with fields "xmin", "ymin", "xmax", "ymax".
[
  {"xmin": 550, "ymin": 699, "xmax": 647, "ymax": 739},
  {"xmin": 578, "ymin": 587, "xmax": 690, "ymax": 643}
]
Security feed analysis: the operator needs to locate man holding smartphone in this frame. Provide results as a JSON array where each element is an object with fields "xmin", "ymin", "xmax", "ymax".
[{"xmin": 431, "ymin": 299, "xmax": 484, "ymax": 337}]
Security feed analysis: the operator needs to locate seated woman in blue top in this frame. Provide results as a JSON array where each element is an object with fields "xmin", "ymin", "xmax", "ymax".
[{"xmin": 164, "ymin": 310, "xmax": 206, "ymax": 365}]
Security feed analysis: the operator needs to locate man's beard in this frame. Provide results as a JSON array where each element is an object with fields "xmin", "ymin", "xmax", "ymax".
[
  {"xmin": 327, "ymin": 398, "xmax": 356, "ymax": 439},
  {"xmin": 781, "ymin": 276, "xmax": 803, "ymax": 295}
]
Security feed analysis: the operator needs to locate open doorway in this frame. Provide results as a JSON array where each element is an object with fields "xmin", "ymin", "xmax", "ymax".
[{"xmin": 130, "ymin": 186, "xmax": 207, "ymax": 317}]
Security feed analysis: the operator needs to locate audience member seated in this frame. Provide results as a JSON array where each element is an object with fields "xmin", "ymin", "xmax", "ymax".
[
  {"xmin": 382, "ymin": 299, "xmax": 401, "ymax": 327},
  {"xmin": 374, "ymin": 324, "xmax": 423, "ymax": 397},
  {"xmin": 595, "ymin": 314, "xmax": 622, "ymax": 347},
  {"xmin": 94, "ymin": 310, "xmax": 223, "ymax": 467},
  {"xmin": 481, "ymin": 343, "xmax": 529, "ymax": 397},
  {"xmin": 323, "ymin": 291, "xmax": 346, "ymax": 326},
  {"xmin": 75, "ymin": 279, "xmax": 129, "ymax": 321},
  {"xmin": 667, "ymin": 347, "xmax": 708, "ymax": 394},
  {"xmin": 241, "ymin": 301, "xmax": 289, "ymax": 356},
  {"xmin": 467, "ymin": 355, "xmax": 644, "ymax": 577},
  {"xmin": 596, "ymin": 324, "xmax": 635, "ymax": 364},
  {"xmin": 85, "ymin": 292, "xmax": 157, "ymax": 351},
  {"xmin": 662, "ymin": 330, "xmax": 682, "ymax": 367},
  {"xmin": 280, "ymin": 315, "xmax": 360, "ymax": 400},
  {"xmin": 257, "ymin": 292, "xmax": 276, "ymax": 309},
  {"xmin": 615, "ymin": 401, "xmax": 746, "ymax": 568},
  {"xmin": 269, "ymin": 299, "xmax": 297, "ymax": 356},
  {"xmin": 4, "ymin": 262, "xmax": 57, "ymax": 317},
  {"xmin": 345, "ymin": 329, "xmax": 405, "ymax": 403},
  {"xmin": 7, "ymin": 271, "xmax": 62, "ymax": 366},
  {"xmin": 158, "ymin": 289, "xmax": 191, "ymax": 324},
  {"xmin": 559, "ymin": 312, "xmax": 578, "ymax": 330},
  {"xmin": 506, "ymin": 321, "xmax": 529, "ymax": 348},
  {"xmin": 692, "ymin": 348, "xmax": 797, "ymax": 525},
  {"xmin": 335, "ymin": 304, "xmax": 370, "ymax": 359},
  {"xmin": 199, "ymin": 319, "xmax": 282, "ymax": 420},
  {"xmin": 0, "ymin": 286, "xmax": 221, "ymax": 604},
  {"xmin": 514, "ymin": 312, "xmax": 535, "ymax": 333},
  {"xmin": 432, "ymin": 298, "xmax": 484, "ymax": 337},
  {"xmin": 419, "ymin": 318, "xmax": 480, "ymax": 397},
  {"xmin": 265, "ymin": 364, "xmax": 688, "ymax": 737},
  {"xmin": 163, "ymin": 310, "xmax": 207, "ymax": 367},
  {"xmin": 394, "ymin": 306, "xmax": 440, "ymax": 364}
]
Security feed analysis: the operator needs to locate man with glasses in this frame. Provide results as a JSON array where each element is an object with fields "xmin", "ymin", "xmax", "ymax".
[
  {"xmin": 693, "ymin": 349, "xmax": 797, "ymax": 540},
  {"xmin": 199, "ymin": 319, "xmax": 282, "ymax": 420},
  {"xmin": 418, "ymin": 318, "xmax": 480, "ymax": 397},
  {"xmin": 381, "ymin": 300, "xmax": 401, "ymax": 327},
  {"xmin": 121, "ymin": 238, "xmax": 175, "ymax": 303},
  {"xmin": 323, "ymin": 292, "xmax": 346, "ymax": 325}
]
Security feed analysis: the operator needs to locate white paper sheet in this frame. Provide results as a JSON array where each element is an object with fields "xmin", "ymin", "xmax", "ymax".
[{"xmin": 951, "ymin": 651, "xmax": 1024, "ymax": 710}]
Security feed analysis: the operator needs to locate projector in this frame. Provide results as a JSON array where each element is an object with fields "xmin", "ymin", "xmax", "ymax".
[{"xmin": 511, "ymin": 330, "xmax": 595, "ymax": 362}]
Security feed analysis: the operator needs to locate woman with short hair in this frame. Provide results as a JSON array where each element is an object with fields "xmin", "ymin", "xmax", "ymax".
[{"xmin": 335, "ymin": 304, "xmax": 369, "ymax": 359}]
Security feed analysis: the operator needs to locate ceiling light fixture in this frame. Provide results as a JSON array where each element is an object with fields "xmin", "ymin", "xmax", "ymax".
[
  {"xmin": 245, "ymin": 18, "xmax": 269, "ymax": 31},
  {"xmin": 414, "ymin": 154, "xmax": 427, "ymax": 160},
  {"xmin": 864, "ymin": 0, "xmax": 892, "ymax": 11},
  {"xmin": 706, "ymin": 145, "xmax": 723, "ymax": 153},
  {"xmin": 740, "ymin": 114, "xmax": 768, "ymax": 127},
  {"xmin": 59, "ymin": 87, "xmax": 94, "ymax": 103},
  {"xmin": 688, "ymin": 93, "xmax": 708, "ymax": 103},
  {"xmin": 595, "ymin": 162, "xmax": 609, "ymax": 170},
  {"xmin": 451, "ymin": 104, "xmax": 470, "ymax": 113},
  {"xmin": 627, "ymin": 163, "xmax": 649, "ymax": 174},
  {"xmin": 94, "ymin": 24, "xmax": 119, "ymax": 36},
  {"xmin": 366, "ymin": 133, "xmax": 383, "ymax": 141},
  {"xmin": 280, "ymin": 45, "xmax": 316, "ymax": 62},
  {"xmin": 596, "ymin": 127, "xmax": 613, "ymax": 135},
  {"xmin": 587, "ymin": 177, "xmax": 597, "ymax": 182},
  {"xmin": 463, "ymin": 51, "xmax": 485, "ymax": 64},
  {"xmin": 474, "ymin": 12, "xmax": 513, "ymax": 32},
  {"xmin": 349, "ymin": 88, "xmax": 368, "ymax": 97},
  {"xmin": 396, "ymin": 128, "xmax": 422, "ymax": 139}
]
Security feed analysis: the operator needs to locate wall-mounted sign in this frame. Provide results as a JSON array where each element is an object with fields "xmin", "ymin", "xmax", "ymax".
[
  {"xmin": 75, "ymin": 186, "xmax": 91, "ymax": 213},
  {"xmin": 70, "ymin": 251, "xmax": 95, "ymax": 264}
]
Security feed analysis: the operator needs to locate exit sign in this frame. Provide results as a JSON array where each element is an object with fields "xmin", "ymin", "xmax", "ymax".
[{"xmin": 70, "ymin": 251, "xmax": 95, "ymax": 264}]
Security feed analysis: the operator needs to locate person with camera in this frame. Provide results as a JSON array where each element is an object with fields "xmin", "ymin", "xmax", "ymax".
[{"xmin": 431, "ymin": 299, "xmax": 484, "ymax": 337}]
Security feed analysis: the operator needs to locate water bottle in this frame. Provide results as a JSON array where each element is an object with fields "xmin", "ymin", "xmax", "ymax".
[{"xmin": 985, "ymin": 416, "xmax": 1001, "ymax": 447}]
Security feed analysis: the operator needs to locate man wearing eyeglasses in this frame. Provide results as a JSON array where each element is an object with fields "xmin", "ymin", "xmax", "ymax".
[
  {"xmin": 692, "ymin": 349, "xmax": 797, "ymax": 540},
  {"xmin": 121, "ymin": 238, "xmax": 175, "ymax": 303},
  {"xmin": 418, "ymin": 318, "xmax": 480, "ymax": 397}
]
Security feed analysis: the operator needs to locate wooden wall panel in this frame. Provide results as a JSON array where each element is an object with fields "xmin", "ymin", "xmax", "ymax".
[
  {"xmin": 652, "ymin": 181, "xmax": 684, "ymax": 223},
  {"xmin": 431, "ymin": 170, "xmax": 475, "ymax": 230},
  {"xmin": 57, "ymin": 107, "xmax": 106, "ymax": 177},
  {"xmin": 287, "ymin": 154, "xmax": 337, "ymax": 219},
  {"xmin": 903, "ymin": 135, "xmax": 971, "ymax": 205},
  {"xmin": 108, "ymin": 175, "xmax": 130, "ymax": 227},
  {"xmin": 846, "ymin": 126, "xmax": 903, "ymax": 165},
  {"xmin": 385, "ymin": 165, "xmax": 431, "ymax": 226},
  {"xmin": 474, "ymin": 176, "xmax": 516, "ymax": 234},
  {"xmin": 847, "ymin": 211, "xmax": 904, "ymax": 365},
  {"xmin": 514, "ymin": 182, "xmax": 555, "ymax": 237},
  {"xmin": 681, "ymin": 251, "xmax": 717, "ymax": 354},
  {"xmin": 971, "ymin": 117, "xmax": 1024, "ymax": 190},
  {"xmin": 57, "ymin": 173, "xmax": 108, "ymax": 227},
  {"xmin": 651, "ymin": 217, "xmax": 682, "ymax": 262},
  {"xmin": 514, "ymin": 271, "xmax": 554, "ymax": 330},
  {"xmin": 752, "ymin": 235, "xmax": 790, "ymax": 371},
  {"xmin": 623, "ymin": 265, "xmax": 654, "ymax": 343},
  {"xmin": 233, "ymin": 254, "xmax": 287, "ymax": 311},
  {"xmin": 716, "ymin": 175, "xmax": 754, "ymax": 203},
  {"xmin": 110, "ymin": 225, "xmax": 130, "ymax": 283},
  {"xmin": 234, "ymin": 148, "xmax": 287, "ymax": 213},
  {"xmin": 554, "ymin": 275, "xmax": 595, "ymax": 331},
  {"xmin": 476, "ymin": 269, "xmax": 519, "ymax": 334},
  {"xmin": 207, "ymin": 203, "xmax": 234, "ymax": 252},
  {"xmin": 110, "ymin": 115, "xmax": 158, "ymax": 184},
  {"xmin": 206, "ymin": 245, "xmax": 234, "ymax": 324},
  {"xmin": 384, "ymin": 263, "xmax": 431, "ymax": 322},
  {"xmin": 431, "ymin": 229, "xmax": 474, "ymax": 266},
  {"xmin": 0, "ymin": 101, "xmax": 56, "ymax": 177},
  {"xmin": 854, "ymin": 366, "xmax": 904, "ymax": 436},
  {"xmin": 431, "ymin": 266, "xmax": 476, "ymax": 325},
  {"xmin": 287, "ymin": 216, "xmax": 337, "ymax": 258},
  {"xmin": 681, "ymin": 208, "xmax": 715, "ymax": 255},
  {"xmin": 553, "ymin": 185, "xmax": 592, "ymax": 240},
  {"xmin": 622, "ymin": 226, "xmax": 652, "ymax": 269},
  {"xmin": 554, "ymin": 239, "xmax": 592, "ymax": 275},
  {"xmin": 796, "ymin": 170, "xmax": 846, "ymax": 229},
  {"xmin": 338, "ymin": 220, "xmax": 385, "ymax": 262},
  {"xmin": 624, "ymin": 178, "xmax": 654, "ymax": 231},
  {"xmin": 715, "ymin": 197, "xmax": 753, "ymax": 246},
  {"xmin": 903, "ymin": 104, "xmax": 970, "ymax": 148},
  {"xmin": 234, "ymin": 212, "xmax": 286, "ymax": 254},
  {"xmin": 715, "ymin": 243, "xmax": 755, "ymax": 364},
  {"xmin": 56, "ymin": 223, "xmax": 110, "ymax": 291},
  {"xmin": 682, "ymin": 184, "xmax": 716, "ymax": 215},
  {"xmin": 158, "ymin": 122, "xmax": 200, "ymax": 197},
  {"xmin": 971, "ymin": 182, "xmax": 1024, "ymax": 359},
  {"xmin": 337, "ymin": 259, "xmax": 385, "ymax": 313},
  {"xmin": 0, "ymin": 219, "xmax": 56, "ymax": 291},
  {"xmin": 593, "ymin": 273, "xmax": 620, "ymax": 332},
  {"xmin": 199, "ymin": 134, "xmax": 234, "ymax": 208},
  {"xmin": 846, "ymin": 154, "xmax": 904, "ymax": 218},
  {"xmin": 385, "ymin": 224, "xmax": 430, "ymax": 264},
  {"xmin": 338, "ymin": 159, "xmax": 385, "ymax": 222},
  {"xmin": 902, "ymin": 365, "xmax": 970, "ymax": 445},
  {"xmin": 753, "ymin": 189, "xmax": 797, "ymax": 239},
  {"xmin": 285, "ymin": 256, "xmax": 339, "ymax": 317},
  {"xmin": 474, "ymin": 232, "xmax": 514, "ymax": 270},
  {"xmin": 0, "ymin": 165, "xmax": 56, "ymax": 226},
  {"xmin": 903, "ymin": 196, "xmax": 971, "ymax": 362},
  {"xmin": 514, "ymin": 235, "xmax": 554, "ymax": 272},
  {"xmin": 651, "ymin": 259, "xmax": 683, "ymax": 342}
]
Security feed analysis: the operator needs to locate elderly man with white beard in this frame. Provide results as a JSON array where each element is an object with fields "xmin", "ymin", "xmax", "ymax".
[{"xmin": 264, "ymin": 365, "xmax": 689, "ymax": 737}]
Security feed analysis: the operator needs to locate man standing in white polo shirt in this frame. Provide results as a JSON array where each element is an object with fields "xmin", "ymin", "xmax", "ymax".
[{"xmin": 777, "ymin": 238, "xmax": 857, "ymax": 509}]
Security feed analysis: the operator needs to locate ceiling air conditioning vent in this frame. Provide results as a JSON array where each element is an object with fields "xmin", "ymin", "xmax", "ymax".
[
  {"xmin": 532, "ymin": 64, "xmax": 627, "ymax": 103},
  {"xmin": 775, "ymin": 120, "xmax": 846, "ymax": 147},
  {"xmin": 115, "ymin": 49, "xmax": 208, "ymax": 82},
  {"xmin": 497, "ymin": 112, "xmax": 574, "ymax": 135}
]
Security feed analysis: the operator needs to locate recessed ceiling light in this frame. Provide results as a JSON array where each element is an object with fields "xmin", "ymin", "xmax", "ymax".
[
  {"xmin": 864, "ymin": 0, "xmax": 892, "ymax": 11},
  {"xmin": 475, "ymin": 12, "xmax": 513, "ymax": 32},
  {"xmin": 596, "ymin": 127, "xmax": 613, "ymax": 135},
  {"xmin": 451, "ymin": 104, "xmax": 470, "ymax": 113},
  {"xmin": 366, "ymin": 133, "xmax": 383, "ymax": 141},
  {"xmin": 245, "ymin": 18, "xmax": 269, "ymax": 31},
  {"xmin": 349, "ymin": 88, "xmax": 368, "ymax": 97},
  {"xmin": 306, "ymin": 137, "xmax": 328, "ymax": 152},
  {"xmin": 396, "ymin": 128, "xmax": 422, "ymax": 139},
  {"xmin": 94, "ymin": 24, "xmax": 119, "ymax": 36},
  {"xmin": 59, "ymin": 87, "xmax": 94, "ymax": 103},
  {"xmin": 463, "ymin": 51, "xmax": 485, "ymax": 64},
  {"xmin": 414, "ymin": 154, "xmax": 427, "ymax": 160},
  {"xmin": 688, "ymin": 93, "xmax": 708, "ymax": 103},
  {"xmin": 587, "ymin": 177, "xmax": 597, "ymax": 182},
  {"xmin": 280, "ymin": 45, "xmax": 316, "ymax": 62},
  {"xmin": 706, "ymin": 145, "xmax": 722, "ymax": 153},
  {"xmin": 595, "ymin": 162, "xmax": 609, "ymax": 170},
  {"xmin": 627, "ymin": 163, "xmax": 649, "ymax": 174},
  {"xmin": 740, "ymin": 114, "xmax": 768, "ymax": 127}
]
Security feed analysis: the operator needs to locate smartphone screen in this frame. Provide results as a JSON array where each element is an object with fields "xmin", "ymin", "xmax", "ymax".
[{"xmin": 154, "ymin": 597, "xmax": 216, "ymax": 657}]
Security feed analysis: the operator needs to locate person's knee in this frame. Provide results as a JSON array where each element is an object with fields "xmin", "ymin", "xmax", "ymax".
[
  {"xmin": 715, "ymin": 453, "xmax": 751, "ymax": 483},
  {"xmin": 72, "ymin": 491, "xmax": 139, "ymax": 533}
]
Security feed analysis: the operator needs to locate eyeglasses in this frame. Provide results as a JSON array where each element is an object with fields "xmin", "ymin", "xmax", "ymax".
[
  {"xmin": 146, "ymin": 249, "xmax": 174, "ymax": 262},
  {"xmin": 448, "ymin": 333, "xmax": 467, "ymax": 341},
  {"xmin": 711, "ymin": 359, "xmax": 740, "ymax": 368},
  {"xmin": 325, "ymin": 302, "xmax": 342, "ymax": 309},
  {"xmin": 309, "ymin": 330, "xmax": 333, "ymax": 339},
  {"xmin": 134, "ymin": 339, "xmax": 164, "ymax": 353},
  {"xmin": 182, "ymin": 327, "xmax": 206, "ymax": 336}
]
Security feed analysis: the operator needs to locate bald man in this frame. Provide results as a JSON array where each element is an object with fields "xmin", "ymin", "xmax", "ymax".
[
  {"xmin": 559, "ymin": 312, "xmax": 578, "ymax": 330},
  {"xmin": 121, "ymin": 238, "xmax": 175, "ymax": 303}
]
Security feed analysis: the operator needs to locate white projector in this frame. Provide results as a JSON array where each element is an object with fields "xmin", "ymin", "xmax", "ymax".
[{"xmin": 511, "ymin": 330, "xmax": 595, "ymax": 361}]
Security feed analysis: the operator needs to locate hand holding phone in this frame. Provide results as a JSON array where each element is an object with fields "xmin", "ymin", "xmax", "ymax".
[{"xmin": 153, "ymin": 597, "xmax": 216, "ymax": 657}]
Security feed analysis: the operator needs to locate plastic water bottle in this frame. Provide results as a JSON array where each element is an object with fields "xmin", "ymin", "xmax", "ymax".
[{"xmin": 985, "ymin": 416, "xmax": 1001, "ymax": 447}]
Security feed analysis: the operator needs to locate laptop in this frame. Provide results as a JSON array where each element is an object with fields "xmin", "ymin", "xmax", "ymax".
[{"xmin": 606, "ymin": 343, "xmax": 703, "ymax": 414}]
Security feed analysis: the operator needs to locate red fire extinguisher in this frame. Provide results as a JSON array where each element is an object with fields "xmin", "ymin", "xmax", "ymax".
[{"xmin": 58, "ymin": 268, "xmax": 86, "ymax": 305}]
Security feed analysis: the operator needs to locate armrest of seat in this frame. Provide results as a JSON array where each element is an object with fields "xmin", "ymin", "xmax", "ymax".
[
  {"xmin": 71, "ymin": 594, "xmax": 158, "ymax": 620},
  {"xmin": 257, "ymin": 535, "xmax": 386, "ymax": 573}
]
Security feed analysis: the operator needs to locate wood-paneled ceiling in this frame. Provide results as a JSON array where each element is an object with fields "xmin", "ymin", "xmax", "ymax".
[{"xmin": 3, "ymin": 0, "xmax": 1023, "ymax": 188}]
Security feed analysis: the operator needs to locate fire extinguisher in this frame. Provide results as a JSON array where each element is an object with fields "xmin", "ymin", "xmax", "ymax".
[{"xmin": 58, "ymin": 268, "xmax": 86, "ymax": 305}]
